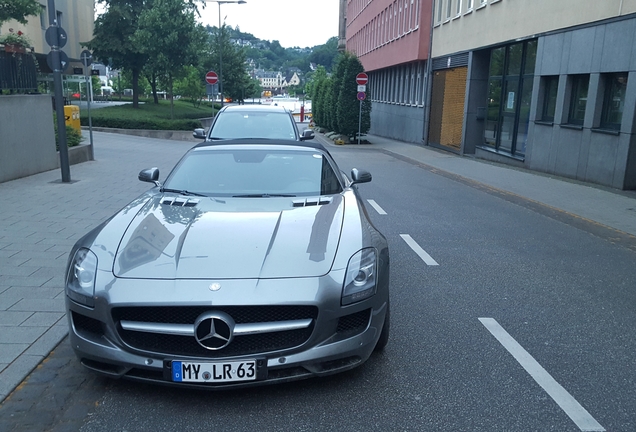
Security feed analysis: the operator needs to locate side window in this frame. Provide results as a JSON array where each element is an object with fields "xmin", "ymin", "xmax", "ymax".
[
  {"xmin": 567, "ymin": 74, "xmax": 589, "ymax": 125},
  {"xmin": 541, "ymin": 76, "xmax": 559, "ymax": 122},
  {"xmin": 600, "ymin": 73, "xmax": 628, "ymax": 131}
]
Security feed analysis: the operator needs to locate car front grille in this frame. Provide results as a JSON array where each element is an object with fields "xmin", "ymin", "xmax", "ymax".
[{"xmin": 112, "ymin": 306, "xmax": 318, "ymax": 358}]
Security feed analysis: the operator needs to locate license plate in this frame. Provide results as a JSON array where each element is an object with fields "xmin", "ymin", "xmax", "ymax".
[{"xmin": 171, "ymin": 360, "xmax": 257, "ymax": 383}]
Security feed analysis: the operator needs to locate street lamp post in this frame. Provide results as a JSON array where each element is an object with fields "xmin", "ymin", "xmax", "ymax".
[{"xmin": 212, "ymin": 0, "xmax": 246, "ymax": 107}]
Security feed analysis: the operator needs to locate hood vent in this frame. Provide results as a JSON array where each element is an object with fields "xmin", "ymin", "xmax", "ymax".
[
  {"xmin": 161, "ymin": 197, "xmax": 200, "ymax": 207},
  {"xmin": 292, "ymin": 197, "xmax": 333, "ymax": 207}
]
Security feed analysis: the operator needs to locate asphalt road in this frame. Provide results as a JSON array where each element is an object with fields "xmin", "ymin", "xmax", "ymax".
[{"xmin": 2, "ymin": 142, "xmax": 635, "ymax": 431}]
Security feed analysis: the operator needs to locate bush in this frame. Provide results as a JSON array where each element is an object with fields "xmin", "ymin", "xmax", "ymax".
[
  {"xmin": 78, "ymin": 99, "xmax": 210, "ymax": 130},
  {"xmin": 80, "ymin": 116, "xmax": 202, "ymax": 130},
  {"xmin": 53, "ymin": 115, "xmax": 84, "ymax": 150}
]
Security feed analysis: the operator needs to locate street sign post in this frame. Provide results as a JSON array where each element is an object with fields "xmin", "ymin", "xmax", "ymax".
[
  {"xmin": 46, "ymin": 0, "xmax": 71, "ymax": 182},
  {"xmin": 206, "ymin": 71, "xmax": 219, "ymax": 117},
  {"xmin": 79, "ymin": 49, "xmax": 95, "ymax": 155},
  {"xmin": 355, "ymin": 73, "xmax": 368, "ymax": 146}
]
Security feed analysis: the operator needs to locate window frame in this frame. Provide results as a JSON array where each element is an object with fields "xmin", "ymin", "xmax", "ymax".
[
  {"xmin": 567, "ymin": 74, "xmax": 590, "ymax": 126},
  {"xmin": 540, "ymin": 75, "xmax": 559, "ymax": 123},
  {"xmin": 600, "ymin": 72, "xmax": 628, "ymax": 131}
]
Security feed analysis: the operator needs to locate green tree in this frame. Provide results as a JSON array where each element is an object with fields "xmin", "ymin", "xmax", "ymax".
[
  {"xmin": 243, "ymin": 77, "xmax": 263, "ymax": 101},
  {"xmin": 134, "ymin": 0, "xmax": 205, "ymax": 118},
  {"xmin": 205, "ymin": 24, "xmax": 252, "ymax": 103},
  {"xmin": 0, "ymin": 0, "xmax": 40, "ymax": 25},
  {"xmin": 308, "ymin": 37, "xmax": 338, "ymax": 72},
  {"xmin": 174, "ymin": 65, "xmax": 205, "ymax": 107},
  {"xmin": 91, "ymin": 75, "xmax": 102, "ymax": 96},
  {"xmin": 312, "ymin": 78, "xmax": 335, "ymax": 130},
  {"xmin": 86, "ymin": 0, "xmax": 148, "ymax": 108},
  {"xmin": 330, "ymin": 53, "xmax": 348, "ymax": 131},
  {"xmin": 336, "ymin": 53, "xmax": 371, "ymax": 138},
  {"xmin": 305, "ymin": 65, "xmax": 327, "ymax": 100}
]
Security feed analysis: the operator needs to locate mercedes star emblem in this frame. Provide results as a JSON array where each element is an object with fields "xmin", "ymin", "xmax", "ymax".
[{"xmin": 194, "ymin": 312, "xmax": 235, "ymax": 350}]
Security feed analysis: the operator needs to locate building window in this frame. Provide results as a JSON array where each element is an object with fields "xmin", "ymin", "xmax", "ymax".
[
  {"xmin": 56, "ymin": 10, "xmax": 62, "ymax": 27},
  {"xmin": 484, "ymin": 40, "xmax": 536, "ymax": 157},
  {"xmin": 446, "ymin": 0, "xmax": 452, "ymax": 19},
  {"xmin": 455, "ymin": 0, "xmax": 462, "ymax": 16},
  {"xmin": 39, "ymin": 5, "xmax": 47, "ymax": 28},
  {"xmin": 466, "ymin": 0, "xmax": 473, "ymax": 10},
  {"xmin": 541, "ymin": 76, "xmax": 559, "ymax": 122},
  {"xmin": 600, "ymin": 73, "xmax": 628, "ymax": 131},
  {"xmin": 437, "ymin": 0, "xmax": 443, "ymax": 23},
  {"xmin": 567, "ymin": 74, "xmax": 589, "ymax": 125}
]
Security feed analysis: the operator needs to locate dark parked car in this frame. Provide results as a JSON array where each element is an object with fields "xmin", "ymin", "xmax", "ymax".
[
  {"xmin": 193, "ymin": 104, "xmax": 314, "ymax": 142},
  {"xmin": 65, "ymin": 139, "xmax": 390, "ymax": 389}
]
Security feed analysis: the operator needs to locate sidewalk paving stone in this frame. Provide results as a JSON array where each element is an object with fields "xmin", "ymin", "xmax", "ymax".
[
  {"xmin": 8, "ymin": 299, "xmax": 65, "ymax": 313},
  {"xmin": 0, "ymin": 311, "xmax": 32, "ymax": 325}
]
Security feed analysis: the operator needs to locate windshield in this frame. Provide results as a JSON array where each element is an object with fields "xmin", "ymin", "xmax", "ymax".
[
  {"xmin": 163, "ymin": 148, "xmax": 343, "ymax": 197},
  {"xmin": 209, "ymin": 111, "xmax": 297, "ymax": 140}
]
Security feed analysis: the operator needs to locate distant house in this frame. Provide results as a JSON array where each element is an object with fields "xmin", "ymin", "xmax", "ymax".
[
  {"xmin": 282, "ymin": 71, "xmax": 301, "ymax": 87},
  {"xmin": 256, "ymin": 70, "xmax": 284, "ymax": 90}
]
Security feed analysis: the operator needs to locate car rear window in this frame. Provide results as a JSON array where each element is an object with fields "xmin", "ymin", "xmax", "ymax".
[
  {"xmin": 210, "ymin": 111, "xmax": 297, "ymax": 140},
  {"xmin": 164, "ymin": 149, "xmax": 343, "ymax": 197}
]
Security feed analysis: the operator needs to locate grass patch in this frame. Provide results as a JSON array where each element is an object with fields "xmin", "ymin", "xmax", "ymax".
[{"xmin": 80, "ymin": 99, "xmax": 219, "ymax": 130}]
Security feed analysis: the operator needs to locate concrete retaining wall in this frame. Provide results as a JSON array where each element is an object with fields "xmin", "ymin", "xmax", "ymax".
[{"xmin": 0, "ymin": 95, "xmax": 58, "ymax": 183}]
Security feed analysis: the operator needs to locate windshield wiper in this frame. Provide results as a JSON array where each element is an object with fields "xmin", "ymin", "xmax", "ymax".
[
  {"xmin": 232, "ymin": 193, "xmax": 296, "ymax": 198},
  {"xmin": 160, "ymin": 188, "xmax": 207, "ymax": 197}
]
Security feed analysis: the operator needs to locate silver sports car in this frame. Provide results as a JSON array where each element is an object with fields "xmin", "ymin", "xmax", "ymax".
[{"xmin": 65, "ymin": 139, "xmax": 390, "ymax": 389}]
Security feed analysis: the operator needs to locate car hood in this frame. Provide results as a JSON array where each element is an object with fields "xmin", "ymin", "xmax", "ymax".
[{"xmin": 113, "ymin": 195, "xmax": 344, "ymax": 279}]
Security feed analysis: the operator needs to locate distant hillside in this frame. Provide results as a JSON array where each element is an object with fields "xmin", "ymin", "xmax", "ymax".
[{"xmin": 205, "ymin": 25, "xmax": 339, "ymax": 73}]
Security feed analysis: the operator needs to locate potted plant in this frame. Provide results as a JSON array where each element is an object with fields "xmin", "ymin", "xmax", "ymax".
[{"xmin": 0, "ymin": 29, "xmax": 32, "ymax": 53}]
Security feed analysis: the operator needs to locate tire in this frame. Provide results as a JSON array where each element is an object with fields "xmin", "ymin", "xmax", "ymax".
[{"xmin": 374, "ymin": 302, "xmax": 390, "ymax": 352}]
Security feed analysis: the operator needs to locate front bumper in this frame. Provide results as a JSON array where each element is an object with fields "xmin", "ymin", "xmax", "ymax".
[{"xmin": 68, "ymin": 300, "xmax": 388, "ymax": 389}]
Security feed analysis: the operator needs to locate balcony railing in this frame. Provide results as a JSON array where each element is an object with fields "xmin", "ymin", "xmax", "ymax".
[{"xmin": 0, "ymin": 47, "xmax": 38, "ymax": 93}]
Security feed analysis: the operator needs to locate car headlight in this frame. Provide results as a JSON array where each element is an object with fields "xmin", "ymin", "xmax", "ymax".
[
  {"xmin": 66, "ymin": 248, "xmax": 97, "ymax": 307},
  {"xmin": 342, "ymin": 248, "xmax": 377, "ymax": 305}
]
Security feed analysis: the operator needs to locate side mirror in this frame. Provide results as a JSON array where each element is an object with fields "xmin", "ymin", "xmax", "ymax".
[
  {"xmin": 139, "ymin": 168, "xmax": 160, "ymax": 185},
  {"xmin": 351, "ymin": 168, "xmax": 372, "ymax": 185},
  {"xmin": 300, "ymin": 129, "xmax": 314, "ymax": 141},
  {"xmin": 193, "ymin": 128, "xmax": 206, "ymax": 139}
]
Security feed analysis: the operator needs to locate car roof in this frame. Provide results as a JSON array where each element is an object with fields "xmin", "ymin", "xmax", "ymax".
[
  {"xmin": 219, "ymin": 104, "xmax": 290, "ymax": 113},
  {"xmin": 192, "ymin": 138, "xmax": 331, "ymax": 155}
]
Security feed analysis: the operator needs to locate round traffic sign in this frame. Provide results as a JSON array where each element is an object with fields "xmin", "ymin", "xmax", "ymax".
[
  {"xmin": 80, "ymin": 49, "xmax": 92, "ymax": 67},
  {"xmin": 205, "ymin": 71, "xmax": 218, "ymax": 85},
  {"xmin": 46, "ymin": 50, "xmax": 69, "ymax": 72},
  {"xmin": 356, "ymin": 72, "xmax": 368, "ymax": 85},
  {"xmin": 357, "ymin": 92, "xmax": 366, "ymax": 101},
  {"xmin": 45, "ymin": 26, "xmax": 67, "ymax": 48}
]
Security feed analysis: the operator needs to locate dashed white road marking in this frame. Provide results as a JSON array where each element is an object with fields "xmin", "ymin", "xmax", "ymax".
[
  {"xmin": 366, "ymin": 199, "xmax": 387, "ymax": 215},
  {"xmin": 399, "ymin": 234, "xmax": 439, "ymax": 266},
  {"xmin": 479, "ymin": 318, "xmax": 605, "ymax": 432}
]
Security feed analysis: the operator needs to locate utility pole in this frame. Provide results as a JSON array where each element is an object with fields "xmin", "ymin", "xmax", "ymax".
[{"xmin": 47, "ymin": 0, "xmax": 70, "ymax": 182}]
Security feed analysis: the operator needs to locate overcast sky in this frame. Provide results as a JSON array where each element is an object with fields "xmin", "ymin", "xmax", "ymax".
[{"xmin": 197, "ymin": 0, "xmax": 339, "ymax": 48}]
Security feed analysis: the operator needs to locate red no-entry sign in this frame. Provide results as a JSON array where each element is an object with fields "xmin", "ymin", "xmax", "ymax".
[
  {"xmin": 356, "ymin": 72, "xmax": 368, "ymax": 85},
  {"xmin": 205, "ymin": 71, "xmax": 218, "ymax": 85}
]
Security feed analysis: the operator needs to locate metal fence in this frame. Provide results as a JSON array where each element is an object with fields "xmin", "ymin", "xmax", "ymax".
[{"xmin": 0, "ymin": 50, "xmax": 38, "ymax": 93}]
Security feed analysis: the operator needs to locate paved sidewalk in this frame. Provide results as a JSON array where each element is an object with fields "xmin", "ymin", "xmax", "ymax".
[
  {"xmin": 0, "ymin": 132, "xmax": 193, "ymax": 402},
  {"xmin": 1, "ymin": 130, "xmax": 634, "ymax": 403}
]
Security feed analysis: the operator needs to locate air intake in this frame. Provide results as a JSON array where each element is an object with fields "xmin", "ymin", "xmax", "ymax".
[
  {"xmin": 161, "ymin": 197, "xmax": 200, "ymax": 207},
  {"xmin": 292, "ymin": 197, "xmax": 333, "ymax": 207}
]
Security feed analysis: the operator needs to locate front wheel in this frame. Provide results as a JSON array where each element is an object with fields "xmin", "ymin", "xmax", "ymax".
[{"xmin": 373, "ymin": 302, "xmax": 390, "ymax": 352}]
